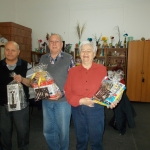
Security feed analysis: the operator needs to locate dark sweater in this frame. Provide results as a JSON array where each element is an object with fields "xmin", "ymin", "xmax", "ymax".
[{"xmin": 0, "ymin": 58, "xmax": 29, "ymax": 106}]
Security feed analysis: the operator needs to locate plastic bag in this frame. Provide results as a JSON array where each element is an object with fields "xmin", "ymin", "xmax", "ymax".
[
  {"xmin": 31, "ymin": 63, "xmax": 61, "ymax": 101},
  {"xmin": 7, "ymin": 72, "xmax": 27, "ymax": 111},
  {"xmin": 93, "ymin": 70, "xmax": 126, "ymax": 107}
]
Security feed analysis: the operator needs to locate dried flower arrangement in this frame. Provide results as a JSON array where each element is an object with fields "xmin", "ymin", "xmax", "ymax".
[
  {"xmin": 93, "ymin": 33, "xmax": 102, "ymax": 44},
  {"xmin": 76, "ymin": 21, "xmax": 86, "ymax": 44}
]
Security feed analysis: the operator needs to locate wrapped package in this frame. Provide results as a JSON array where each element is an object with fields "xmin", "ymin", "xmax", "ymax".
[
  {"xmin": 93, "ymin": 70, "xmax": 126, "ymax": 107},
  {"xmin": 7, "ymin": 72, "xmax": 27, "ymax": 111},
  {"xmin": 31, "ymin": 63, "xmax": 61, "ymax": 101}
]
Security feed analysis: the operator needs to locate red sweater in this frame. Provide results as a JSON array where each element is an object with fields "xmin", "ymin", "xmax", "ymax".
[{"xmin": 64, "ymin": 62, "xmax": 107, "ymax": 107}]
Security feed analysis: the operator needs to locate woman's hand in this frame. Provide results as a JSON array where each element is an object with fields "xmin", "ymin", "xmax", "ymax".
[
  {"xmin": 79, "ymin": 98, "xmax": 94, "ymax": 107},
  {"xmin": 107, "ymin": 92, "xmax": 123, "ymax": 109},
  {"xmin": 108, "ymin": 101, "xmax": 119, "ymax": 109}
]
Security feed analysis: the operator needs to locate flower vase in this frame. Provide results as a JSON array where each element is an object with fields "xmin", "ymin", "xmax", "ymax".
[
  {"xmin": 124, "ymin": 37, "xmax": 126, "ymax": 48},
  {"xmin": 97, "ymin": 44, "xmax": 101, "ymax": 49},
  {"xmin": 109, "ymin": 43, "xmax": 112, "ymax": 48},
  {"xmin": 103, "ymin": 42, "xmax": 108, "ymax": 48},
  {"xmin": 96, "ymin": 41, "xmax": 98, "ymax": 46},
  {"xmin": 78, "ymin": 41, "xmax": 81, "ymax": 46}
]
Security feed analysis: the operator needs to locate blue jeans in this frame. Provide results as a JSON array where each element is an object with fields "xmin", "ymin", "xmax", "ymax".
[
  {"xmin": 42, "ymin": 100, "xmax": 71, "ymax": 150},
  {"xmin": 72, "ymin": 104, "xmax": 104, "ymax": 150}
]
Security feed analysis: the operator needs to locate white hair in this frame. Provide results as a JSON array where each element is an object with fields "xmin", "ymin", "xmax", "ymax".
[
  {"xmin": 49, "ymin": 33, "xmax": 63, "ymax": 42},
  {"xmin": 79, "ymin": 41, "xmax": 97, "ymax": 53}
]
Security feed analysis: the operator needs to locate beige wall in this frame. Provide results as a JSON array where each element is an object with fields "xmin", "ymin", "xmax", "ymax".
[
  {"xmin": 0, "ymin": 0, "xmax": 16, "ymax": 22},
  {"xmin": 1, "ymin": 0, "xmax": 150, "ymax": 51}
]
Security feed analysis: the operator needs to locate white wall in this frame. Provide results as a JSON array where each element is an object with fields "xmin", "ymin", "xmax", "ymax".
[
  {"xmin": 0, "ymin": 0, "xmax": 16, "ymax": 21},
  {"xmin": 1, "ymin": 0, "xmax": 150, "ymax": 51}
]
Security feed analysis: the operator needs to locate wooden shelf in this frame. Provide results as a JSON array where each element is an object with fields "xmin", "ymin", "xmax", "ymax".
[
  {"xmin": 95, "ymin": 47, "xmax": 127, "ymax": 83},
  {"xmin": 31, "ymin": 51, "xmax": 46, "ymax": 65},
  {"xmin": 74, "ymin": 47, "xmax": 127, "ymax": 83},
  {"xmin": 74, "ymin": 47, "xmax": 127, "ymax": 82}
]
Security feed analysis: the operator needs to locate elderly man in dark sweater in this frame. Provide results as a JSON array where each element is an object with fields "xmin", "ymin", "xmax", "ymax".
[
  {"xmin": 35, "ymin": 33, "xmax": 75, "ymax": 150},
  {"xmin": 0, "ymin": 41, "xmax": 31, "ymax": 150}
]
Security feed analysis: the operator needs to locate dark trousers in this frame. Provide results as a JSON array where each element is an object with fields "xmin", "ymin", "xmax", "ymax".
[
  {"xmin": 0, "ymin": 133, "xmax": 2, "ymax": 150},
  {"xmin": 72, "ymin": 104, "xmax": 104, "ymax": 150},
  {"xmin": 0, "ymin": 105, "xmax": 29, "ymax": 150}
]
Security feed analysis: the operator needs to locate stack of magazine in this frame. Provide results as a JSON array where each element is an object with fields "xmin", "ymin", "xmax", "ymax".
[{"xmin": 93, "ymin": 70, "xmax": 126, "ymax": 107}]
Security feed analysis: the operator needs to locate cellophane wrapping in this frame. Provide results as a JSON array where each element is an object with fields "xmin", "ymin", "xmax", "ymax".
[
  {"xmin": 93, "ymin": 70, "xmax": 126, "ymax": 107},
  {"xmin": 7, "ymin": 72, "xmax": 27, "ymax": 111},
  {"xmin": 31, "ymin": 63, "xmax": 61, "ymax": 101}
]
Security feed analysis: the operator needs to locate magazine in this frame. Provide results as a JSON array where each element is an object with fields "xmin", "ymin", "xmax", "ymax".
[{"xmin": 92, "ymin": 70, "xmax": 126, "ymax": 106}]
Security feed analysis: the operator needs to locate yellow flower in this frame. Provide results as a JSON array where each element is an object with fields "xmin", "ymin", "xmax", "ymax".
[{"xmin": 101, "ymin": 36, "xmax": 108, "ymax": 42}]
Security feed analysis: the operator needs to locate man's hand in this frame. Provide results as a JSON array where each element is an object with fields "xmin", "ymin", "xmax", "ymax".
[
  {"xmin": 79, "ymin": 98, "xmax": 95, "ymax": 107},
  {"xmin": 49, "ymin": 92, "xmax": 62, "ymax": 101},
  {"xmin": 34, "ymin": 72, "xmax": 41, "ymax": 80},
  {"xmin": 14, "ymin": 74, "xmax": 23, "ymax": 83},
  {"xmin": 14, "ymin": 74, "xmax": 31, "ymax": 87}
]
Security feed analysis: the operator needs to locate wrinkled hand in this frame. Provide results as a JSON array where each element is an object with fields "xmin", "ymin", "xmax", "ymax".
[
  {"xmin": 14, "ymin": 74, "xmax": 22, "ymax": 83},
  {"xmin": 107, "ymin": 92, "xmax": 123, "ymax": 109},
  {"xmin": 107, "ymin": 100, "xmax": 119, "ymax": 109},
  {"xmin": 49, "ymin": 92, "xmax": 62, "ymax": 101},
  {"xmin": 79, "ymin": 98, "xmax": 94, "ymax": 107}
]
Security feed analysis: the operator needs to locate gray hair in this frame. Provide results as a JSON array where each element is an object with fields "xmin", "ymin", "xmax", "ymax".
[
  {"xmin": 49, "ymin": 33, "xmax": 63, "ymax": 42},
  {"xmin": 79, "ymin": 41, "xmax": 97, "ymax": 53}
]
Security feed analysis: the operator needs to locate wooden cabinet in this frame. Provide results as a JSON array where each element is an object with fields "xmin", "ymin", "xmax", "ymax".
[
  {"xmin": 126, "ymin": 41, "xmax": 150, "ymax": 102},
  {"xmin": 0, "ymin": 22, "xmax": 32, "ymax": 63}
]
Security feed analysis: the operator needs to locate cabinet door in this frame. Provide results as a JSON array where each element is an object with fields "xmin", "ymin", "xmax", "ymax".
[
  {"xmin": 141, "ymin": 41, "xmax": 150, "ymax": 102},
  {"xmin": 126, "ymin": 41, "xmax": 144, "ymax": 101}
]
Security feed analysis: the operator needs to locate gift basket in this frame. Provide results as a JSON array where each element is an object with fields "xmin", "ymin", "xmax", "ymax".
[
  {"xmin": 92, "ymin": 70, "xmax": 126, "ymax": 107},
  {"xmin": 7, "ymin": 72, "xmax": 27, "ymax": 111},
  {"xmin": 31, "ymin": 63, "xmax": 61, "ymax": 101}
]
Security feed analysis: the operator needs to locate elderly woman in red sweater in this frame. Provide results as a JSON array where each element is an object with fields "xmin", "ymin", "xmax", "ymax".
[{"xmin": 64, "ymin": 41, "xmax": 117, "ymax": 150}]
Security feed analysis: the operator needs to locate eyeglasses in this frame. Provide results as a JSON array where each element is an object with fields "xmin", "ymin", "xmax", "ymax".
[
  {"xmin": 80, "ymin": 50, "xmax": 93, "ymax": 54},
  {"xmin": 49, "ymin": 41, "xmax": 61, "ymax": 44}
]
